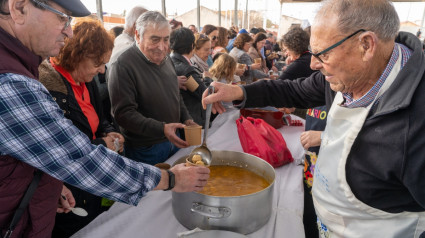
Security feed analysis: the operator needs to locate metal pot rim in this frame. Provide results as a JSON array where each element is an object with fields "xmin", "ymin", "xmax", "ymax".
[{"xmin": 172, "ymin": 150, "xmax": 276, "ymax": 197}]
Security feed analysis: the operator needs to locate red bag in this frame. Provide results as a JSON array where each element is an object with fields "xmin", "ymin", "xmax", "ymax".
[{"xmin": 236, "ymin": 116, "xmax": 294, "ymax": 168}]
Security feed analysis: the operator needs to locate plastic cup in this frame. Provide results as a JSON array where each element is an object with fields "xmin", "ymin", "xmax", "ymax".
[
  {"xmin": 185, "ymin": 76, "xmax": 199, "ymax": 92},
  {"xmin": 184, "ymin": 125, "xmax": 202, "ymax": 145}
]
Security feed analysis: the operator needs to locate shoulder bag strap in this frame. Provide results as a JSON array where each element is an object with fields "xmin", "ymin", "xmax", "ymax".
[{"xmin": 2, "ymin": 170, "xmax": 43, "ymax": 238}]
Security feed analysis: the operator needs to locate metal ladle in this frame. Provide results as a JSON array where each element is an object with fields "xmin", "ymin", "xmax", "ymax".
[{"xmin": 187, "ymin": 86, "xmax": 214, "ymax": 166}]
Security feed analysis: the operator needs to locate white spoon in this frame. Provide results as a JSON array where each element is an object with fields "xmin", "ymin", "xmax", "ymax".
[
  {"xmin": 70, "ymin": 207, "xmax": 88, "ymax": 217},
  {"xmin": 61, "ymin": 194, "xmax": 88, "ymax": 217}
]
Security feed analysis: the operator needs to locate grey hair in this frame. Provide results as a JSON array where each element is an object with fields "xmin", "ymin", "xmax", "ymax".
[
  {"xmin": 124, "ymin": 6, "xmax": 148, "ymax": 30},
  {"xmin": 266, "ymin": 33, "xmax": 274, "ymax": 38},
  {"xmin": 135, "ymin": 11, "xmax": 170, "ymax": 38},
  {"xmin": 316, "ymin": 0, "xmax": 399, "ymax": 41}
]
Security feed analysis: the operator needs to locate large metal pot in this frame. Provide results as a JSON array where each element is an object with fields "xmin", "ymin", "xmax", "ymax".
[{"xmin": 172, "ymin": 150, "xmax": 275, "ymax": 235}]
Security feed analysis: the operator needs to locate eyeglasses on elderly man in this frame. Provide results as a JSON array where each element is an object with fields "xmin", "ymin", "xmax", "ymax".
[{"xmin": 310, "ymin": 29, "xmax": 366, "ymax": 63}]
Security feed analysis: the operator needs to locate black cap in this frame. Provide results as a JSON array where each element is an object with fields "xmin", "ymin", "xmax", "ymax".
[{"xmin": 51, "ymin": 0, "xmax": 91, "ymax": 17}]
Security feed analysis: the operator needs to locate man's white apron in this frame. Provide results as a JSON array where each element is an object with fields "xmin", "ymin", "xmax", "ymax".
[{"xmin": 312, "ymin": 47, "xmax": 425, "ymax": 238}]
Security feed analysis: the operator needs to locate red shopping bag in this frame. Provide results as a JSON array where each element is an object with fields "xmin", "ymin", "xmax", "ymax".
[{"xmin": 236, "ymin": 116, "xmax": 294, "ymax": 168}]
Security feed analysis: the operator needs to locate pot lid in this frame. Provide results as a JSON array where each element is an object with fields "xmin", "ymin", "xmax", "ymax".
[{"xmin": 181, "ymin": 230, "xmax": 247, "ymax": 238}]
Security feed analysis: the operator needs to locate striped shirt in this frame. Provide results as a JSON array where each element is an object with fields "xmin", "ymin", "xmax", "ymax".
[
  {"xmin": 0, "ymin": 73, "xmax": 161, "ymax": 206},
  {"xmin": 343, "ymin": 43, "xmax": 412, "ymax": 108}
]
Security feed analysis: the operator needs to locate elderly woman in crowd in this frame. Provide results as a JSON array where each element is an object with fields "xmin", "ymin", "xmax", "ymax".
[
  {"xmin": 229, "ymin": 33, "xmax": 268, "ymax": 84},
  {"xmin": 170, "ymin": 28, "xmax": 211, "ymax": 127},
  {"xmin": 191, "ymin": 33, "xmax": 211, "ymax": 75},
  {"xmin": 39, "ymin": 18, "xmax": 124, "ymax": 238},
  {"xmin": 278, "ymin": 26, "xmax": 315, "ymax": 80}
]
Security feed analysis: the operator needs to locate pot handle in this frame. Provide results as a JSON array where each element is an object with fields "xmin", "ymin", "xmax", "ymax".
[{"xmin": 191, "ymin": 202, "xmax": 231, "ymax": 219}]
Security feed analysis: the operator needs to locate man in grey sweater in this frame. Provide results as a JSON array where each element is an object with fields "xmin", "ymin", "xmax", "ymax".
[{"xmin": 108, "ymin": 11, "xmax": 198, "ymax": 165}]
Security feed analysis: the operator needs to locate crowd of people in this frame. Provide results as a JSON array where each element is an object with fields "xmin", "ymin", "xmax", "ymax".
[{"xmin": 0, "ymin": 0, "xmax": 424, "ymax": 237}]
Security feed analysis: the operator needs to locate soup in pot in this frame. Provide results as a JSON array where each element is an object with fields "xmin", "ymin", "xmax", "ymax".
[{"xmin": 198, "ymin": 165, "xmax": 270, "ymax": 196}]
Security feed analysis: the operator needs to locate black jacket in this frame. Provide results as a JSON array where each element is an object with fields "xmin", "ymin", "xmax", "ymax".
[
  {"xmin": 170, "ymin": 52, "xmax": 210, "ymax": 127},
  {"xmin": 278, "ymin": 52, "xmax": 316, "ymax": 81}
]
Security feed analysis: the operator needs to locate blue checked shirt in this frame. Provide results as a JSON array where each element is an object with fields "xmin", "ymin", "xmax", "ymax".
[
  {"xmin": 0, "ymin": 73, "xmax": 161, "ymax": 206},
  {"xmin": 343, "ymin": 43, "xmax": 412, "ymax": 108}
]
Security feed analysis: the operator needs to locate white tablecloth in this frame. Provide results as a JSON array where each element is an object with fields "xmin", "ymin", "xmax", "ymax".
[{"xmin": 72, "ymin": 109, "xmax": 306, "ymax": 238}]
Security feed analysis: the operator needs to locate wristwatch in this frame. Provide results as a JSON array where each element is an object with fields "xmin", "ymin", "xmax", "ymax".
[{"xmin": 163, "ymin": 170, "xmax": 175, "ymax": 191}]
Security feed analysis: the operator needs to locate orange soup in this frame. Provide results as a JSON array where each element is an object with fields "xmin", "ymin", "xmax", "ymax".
[{"xmin": 198, "ymin": 165, "xmax": 270, "ymax": 196}]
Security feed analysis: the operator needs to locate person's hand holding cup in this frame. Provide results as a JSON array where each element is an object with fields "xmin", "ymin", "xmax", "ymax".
[{"xmin": 177, "ymin": 75, "xmax": 188, "ymax": 90}]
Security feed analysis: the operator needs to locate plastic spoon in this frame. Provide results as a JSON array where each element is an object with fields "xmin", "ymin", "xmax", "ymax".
[
  {"xmin": 70, "ymin": 207, "xmax": 88, "ymax": 217},
  {"xmin": 61, "ymin": 194, "xmax": 88, "ymax": 217},
  {"xmin": 188, "ymin": 86, "xmax": 214, "ymax": 166}
]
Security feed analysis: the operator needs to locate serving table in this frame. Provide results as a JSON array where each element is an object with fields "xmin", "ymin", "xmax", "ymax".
[{"xmin": 72, "ymin": 109, "xmax": 306, "ymax": 238}]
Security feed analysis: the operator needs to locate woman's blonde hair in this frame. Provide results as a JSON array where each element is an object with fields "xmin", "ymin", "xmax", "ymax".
[{"xmin": 209, "ymin": 54, "xmax": 236, "ymax": 84}]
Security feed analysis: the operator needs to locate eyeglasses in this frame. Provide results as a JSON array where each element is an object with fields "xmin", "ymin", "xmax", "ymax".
[
  {"xmin": 32, "ymin": 0, "xmax": 73, "ymax": 30},
  {"xmin": 311, "ymin": 29, "xmax": 366, "ymax": 63}
]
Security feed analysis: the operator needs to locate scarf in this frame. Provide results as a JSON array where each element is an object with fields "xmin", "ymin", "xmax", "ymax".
[{"xmin": 191, "ymin": 54, "xmax": 209, "ymax": 72}]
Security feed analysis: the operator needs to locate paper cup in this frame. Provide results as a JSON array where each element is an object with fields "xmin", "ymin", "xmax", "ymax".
[
  {"xmin": 185, "ymin": 76, "xmax": 199, "ymax": 92},
  {"xmin": 254, "ymin": 58, "xmax": 262, "ymax": 64},
  {"xmin": 184, "ymin": 125, "xmax": 202, "ymax": 145}
]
